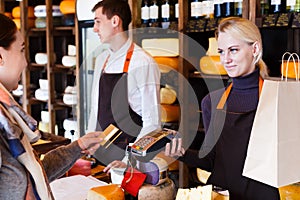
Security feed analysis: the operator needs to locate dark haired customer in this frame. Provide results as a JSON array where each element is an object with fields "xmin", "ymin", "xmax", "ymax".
[{"xmin": 0, "ymin": 13, "xmax": 103, "ymax": 199}]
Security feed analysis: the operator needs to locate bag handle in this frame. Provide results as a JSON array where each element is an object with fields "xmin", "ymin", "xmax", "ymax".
[{"xmin": 281, "ymin": 52, "xmax": 300, "ymax": 82}]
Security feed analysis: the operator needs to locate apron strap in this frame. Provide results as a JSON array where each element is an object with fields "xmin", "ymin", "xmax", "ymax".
[
  {"xmin": 123, "ymin": 43, "xmax": 134, "ymax": 73},
  {"xmin": 217, "ymin": 76, "xmax": 263, "ymax": 110},
  {"xmin": 102, "ymin": 42, "xmax": 134, "ymax": 73}
]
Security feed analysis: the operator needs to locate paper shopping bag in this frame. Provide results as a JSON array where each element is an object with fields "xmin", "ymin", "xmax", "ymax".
[{"xmin": 243, "ymin": 53, "xmax": 300, "ymax": 188}]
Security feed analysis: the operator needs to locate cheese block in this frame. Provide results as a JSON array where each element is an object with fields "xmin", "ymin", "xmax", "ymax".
[
  {"xmin": 142, "ymin": 38, "xmax": 179, "ymax": 57},
  {"xmin": 154, "ymin": 57, "xmax": 179, "ymax": 73},
  {"xmin": 160, "ymin": 86, "xmax": 177, "ymax": 105},
  {"xmin": 176, "ymin": 185, "xmax": 212, "ymax": 200},
  {"xmin": 12, "ymin": 6, "xmax": 35, "ymax": 19},
  {"xmin": 281, "ymin": 60, "xmax": 299, "ymax": 79},
  {"xmin": 60, "ymin": 0, "xmax": 76, "ymax": 14},
  {"xmin": 199, "ymin": 55, "xmax": 227, "ymax": 75},
  {"xmin": 279, "ymin": 183, "xmax": 300, "ymax": 200},
  {"xmin": 161, "ymin": 104, "xmax": 180, "ymax": 122},
  {"xmin": 87, "ymin": 184, "xmax": 125, "ymax": 200}
]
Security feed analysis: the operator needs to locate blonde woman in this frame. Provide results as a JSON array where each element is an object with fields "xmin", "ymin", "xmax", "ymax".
[{"xmin": 166, "ymin": 17, "xmax": 280, "ymax": 199}]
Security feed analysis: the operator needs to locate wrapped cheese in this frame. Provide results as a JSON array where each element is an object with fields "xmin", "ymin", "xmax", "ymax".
[{"xmin": 87, "ymin": 184, "xmax": 125, "ymax": 200}]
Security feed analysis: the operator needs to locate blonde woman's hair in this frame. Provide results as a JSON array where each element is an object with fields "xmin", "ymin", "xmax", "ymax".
[{"xmin": 216, "ymin": 17, "xmax": 268, "ymax": 78}]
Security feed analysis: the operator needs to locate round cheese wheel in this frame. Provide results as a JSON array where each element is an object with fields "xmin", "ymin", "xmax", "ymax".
[
  {"xmin": 34, "ymin": 5, "xmax": 62, "ymax": 17},
  {"xmin": 12, "ymin": 6, "xmax": 35, "ymax": 19},
  {"xmin": 41, "ymin": 110, "xmax": 49, "ymax": 123},
  {"xmin": 60, "ymin": 0, "xmax": 75, "ymax": 14},
  {"xmin": 281, "ymin": 60, "xmax": 299, "ymax": 79},
  {"xmin": 160, "ymin": 87, "xmax": 177, "ymax": 105},
  {"xmin": 62, "ymin": 55, "xmax": 76, "ymax": 67},
  {"xmin": 154, "ymin": 57, "xmax": 179, "ymax": 73},
  {"xmin": 199, "ymin": 55, "xmax": 227, "ymax": 75},
  {"xmin": 138, "ymin": 179, "xmax": 175, "ymax": 200},
  {"xmin": 161, "ymin": 104, "xmax": 180, "ymax": 122},
  {"xmin": 63, "ymin": 118, "xmax": 78, "ymax": 131},
  {"xmin": 35, "ymin": 53, "xmax": 48, "ymax": 65},
  {"xmin": 87, "ymin": 184, "xmax": 125, "ymax": 200}
]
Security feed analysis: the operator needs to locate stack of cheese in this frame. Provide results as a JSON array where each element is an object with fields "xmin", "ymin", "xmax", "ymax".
[
  {"xmin": 62, "ymin": 44, "xmax": 76, "ymax": 67},
  {"xmin": 12, "ymin": 6, "xmax": 35, "ymax": 29},
  {"xmin": 87, "ymin": 184, "xmax": 125, "ymax": 200},
  {"xmin": 160, "ymin": 84, "xmax": 180, "ymax": 122},
  {"xmin": 199, "ymin": 38, "xmax": 227, "ymax": 75},
  {"xmin": 141, "ymin": 38, "xmax": 180, "ymax": 123},
  {"xmin": 176, "ymin": 185, "xmax": 212, "ymax": 200},
  {"xmin": 34, "ymin": 5, "xmax": 62, "ymax": 28},
  {"xmin": 60, "ymin": 0, "xmax": 76, "ymax": 26}
]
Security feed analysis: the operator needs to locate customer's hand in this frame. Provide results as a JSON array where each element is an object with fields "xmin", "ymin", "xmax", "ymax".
[
  {"xmin": 78, "ymin": 131, "xmax": 103, "ymax": 155},
  {"xmin": 164, "ymin": 137, "xmax": 185, "ymax": 157},
  {"xmin": 103, "ymin": 160, "xmax": 127, "ymax": 174}
]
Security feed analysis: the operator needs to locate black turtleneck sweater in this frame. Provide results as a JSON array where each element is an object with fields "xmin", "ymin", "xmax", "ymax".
[{"xmin": 201, "ymin": 68, "xmax": 260, "ymax": 132}]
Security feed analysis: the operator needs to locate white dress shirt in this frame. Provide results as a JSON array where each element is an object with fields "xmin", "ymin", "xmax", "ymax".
[{"xmin": 87, "ymin": 39, "xmax": 161, "ymax": 139}]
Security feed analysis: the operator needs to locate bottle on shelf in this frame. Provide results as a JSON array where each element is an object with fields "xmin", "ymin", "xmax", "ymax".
[
  {"xmin": 161, "ymin": 0, "xmax": 173, "ymax": 28},
  {"xmin": 141, "ymin": 0, "xmax": 150, "ymax": 26},
  {"xmin": 214, "ymin": 0, "xmax": 223, "ymax": 18},
  {"xmin": 190, "ymin": 0, "xmax": 203, "ymax": 20},
  {"xmin": 222, "ymin": 0, "xmax": 235, "ymax": 17},
  {"xmin": 174, "ymin": 0, "xmax": 179, "ymax": 21},
  {"xmin": 149, "ymin": 0, "xmax": 161, "ymax": 26},
  {"xmin": 234, "ymin": 0, "xmax": 243, "ymax": 16},
  {"xmin": 295, "ymin": 0, "xmax": 300, "ymax": 12},
  {"xmin": 286, "ymin": 0, "xmax": 300, "ymax": 12},
  {"xmin": 269, "ymin": 0, "xmax": 286, "ymax": 13},
  {"xmin": 260, "ymin": 0, "xmax": 270, "ymax": 15}
]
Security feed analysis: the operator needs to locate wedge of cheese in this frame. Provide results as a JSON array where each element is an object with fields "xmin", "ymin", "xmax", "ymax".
[
  {"xmin": 175, "ymin": 185, "xmax": 212, "ymax": 200},
  {"xmin": 87, "ymin": 184, "xmax": 124, "ymax": 200}
]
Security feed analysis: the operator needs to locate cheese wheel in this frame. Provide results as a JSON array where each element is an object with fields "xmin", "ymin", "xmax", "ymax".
[
  {"xmin": 60, "ymin": 0, "xmax": 76, "ymax": 14},
  {"xmin": 161, "ymin": 104, "xmax": 180, "ymax": 122},
  {"xmin": 62, "ymin": 55, "xmax": 76, "ymax": 67},
  {"xmin": 281, "ymin": 60, "xmax": 300, "ymax": 79},
  {"xmin": 34, "ymin": 5, "xmax": 62, "ymax": 17},
  {"xmin": 63, "ymin": 118, "xmax": 78, "ymax": 131},
  {"xmin": 138, "ymin": 179, "xmax": 175, "ymax": 200},
  {"xmin": 160, "ymin": 87, "xmax": 177, "ymax": 105},
  {"xmin": 12, "ymin": 6, "xmax": 35, "ymax": 19},
  {"xmin": 87, "ymin": 184, "xmax": 125, "ymax": 200},
  {"xmin": 154, "ymin": 57, "xmax": 179, "ymax": 73},
  {"xmin": 199, "ymin": 56, "xmax": 227, "ymax": 75}
]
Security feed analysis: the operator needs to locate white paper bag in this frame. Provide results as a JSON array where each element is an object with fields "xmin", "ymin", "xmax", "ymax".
[{"xmin": 243, "ymin": 53, "xmax": 300, "ymax": 188}]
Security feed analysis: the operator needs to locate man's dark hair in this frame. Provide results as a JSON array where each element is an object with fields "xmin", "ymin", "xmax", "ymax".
[{"xmin": 92, "ymin": 0, "xmax": 132, "ymax": 31}]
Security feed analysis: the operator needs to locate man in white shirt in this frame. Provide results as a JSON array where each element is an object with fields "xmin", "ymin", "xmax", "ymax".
[{"xmin": 88, "ymin": 0, "xmax": 161, "ymax": 170}]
